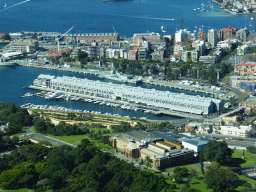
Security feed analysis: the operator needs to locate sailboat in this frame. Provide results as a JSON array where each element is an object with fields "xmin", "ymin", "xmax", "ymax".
[
  {"xmin": 4, "ymin": 3, "xmax": 7, "ymax": 8},
  {"xmin": 161, "ymin": 25, "xmax": 167, "ymax": 33}
]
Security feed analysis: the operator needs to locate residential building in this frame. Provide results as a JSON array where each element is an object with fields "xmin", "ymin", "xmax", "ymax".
[
  {"xmin": 219, "ymin": 125, "xmax": 253, "ymax": 137},
  {"xmin": 9, "ymin": 39, "xmax": 39, "ymax": 52},
  {"xmin": 128, "ymin": 50, "xmax": 137, "ymax": 60},
  {"xmin": 173, "ymin": 42, "xmax": 186, "ymax": 55},
  {"xmin": 237, "ymin": 44, "xmax": 250, "ymax": 56},
  {"xmin": 87, "ymin": 46, "xmax": 105, "ymax": 58},
  {"xmin": 151, "ymin": 51, "xmax": 164, "ymax": 61},
  {"xmin": 236, "ymin": 28, "xmax": 250, "ymax": 42},
  {"xmin": 192, "ymin": 40, "xmax": 206, "ymax": 56},
  {"xmin": 111, "ymin": 41, "xmax": 121, "ymax": 48},
  {"xmin": 106, "ymin": 48, "xmax": 125, "ymax": 58},
  {"xmin": 182, "ymin": 50, "xmax": 198, "ymax": 62},
  {"xmin": 199, "ymin": 56, "xmax": 218, "ymax": 64},
  {"xmin": 175, "ymin": 29, "xmax": 191, "ymax": 43},
  {"xmin": 197, "ymin": 31, "xmax": 206, "ymax": 40},
  {"xmin": 218, "ymin": 26, "xmax": 238, "ymax": 41},
  {"xmin": 234, "ymin": 62, "xmax": 256, "ymax": 76},
  {"xmin": 221, "ymin": 116, "xmax": 238, "ymax": 125},
  {"xmin": 242, "ymin": 96, "xmax": 256, "ymax": 111},
  {"xmin": 137, "ymin": 47, "xmax": 148, "ymax": 60},
  {"xmin": 208, "ymin": 29, "xmax": 218, "ymax": 48},
  {"xmin": 133, "ymin": 32, "xmax": 161, "ymax": 46}
]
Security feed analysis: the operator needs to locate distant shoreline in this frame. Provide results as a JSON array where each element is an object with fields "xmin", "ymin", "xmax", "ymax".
[{"xmin": 212, "ymin": 0, "xmax": 254, "ymax": 15}]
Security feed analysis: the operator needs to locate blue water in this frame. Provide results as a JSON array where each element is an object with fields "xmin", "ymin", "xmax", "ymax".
[{"xmin": 0, "ymin": 0, "xmax": 255, "ymax": 36}]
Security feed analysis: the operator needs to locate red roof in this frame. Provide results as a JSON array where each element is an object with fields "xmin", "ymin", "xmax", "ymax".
[
  {"xmin": 235, "ymin": 62, "xmax": 256, "ymax": 67},
  {"xmin": 49, "ymin": 53, "xmax": 62, "ymax": 57},
  {"xmin": 175, "ymin": 42, "xmax": 185, "ymax": 46},
  {"xmin": 219, "ymin": 26, "xmax": 237, "ymax": 32},
  {"xmin": 0, "ymin": 33, "xmax": 5, "ymax": 37}
]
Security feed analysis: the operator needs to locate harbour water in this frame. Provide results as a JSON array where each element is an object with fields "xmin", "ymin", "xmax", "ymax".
[
  {"xmin": 0, "ymin": 0, "xmax": 255, "ymax": 37},
  {"xmin": 0, "ymin": 65, "xmax": 209, "ymax": 120}
]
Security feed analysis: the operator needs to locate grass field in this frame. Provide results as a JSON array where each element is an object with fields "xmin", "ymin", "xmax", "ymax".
[
  {"xmin": 236, "ymin": 175, "xmax": 256, "ymax": 190},
  {"xmin": 164, "ymin": 163, "xmax": 199, "ymax": 173},
  {"xmin": 232, "ymin": 149, "xmax": 256, "ymax": 167},
  {"xmin": 88, "ymin": 128, "xmax": 113, "ymax": 133},
  {"xmin": 46, "ymin": 134, "xmax": 88, "ymax": 144}
]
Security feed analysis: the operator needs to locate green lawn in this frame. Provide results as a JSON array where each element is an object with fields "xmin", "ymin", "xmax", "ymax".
[
  {"xmin": 46, "ymin": 134, "xmax": 88, "ymax": 144},
  {"xmin": 88, "ymin": 128, "xmax": 113, "ymax": 133},
  {"xmin": 232, "ymin": 149, "xmax": 256, "ymax": 167},
  {"xmin": 189, "ymin": 173, "xmax": 212, "ymax": 192},
  {"xmin": 236, "ymin": 175, "xmax": 256, "ymax": 191},
  {"xmin": 164, "ymin": 163, "xmax": 199, "ymax": 173},
  {"xmin": 31, "ymin": 126, "xmax": 38, "ymax": 133},
  {"xmin": 88, "ymin": 138, "xmax": 115, "ymax": 152}
]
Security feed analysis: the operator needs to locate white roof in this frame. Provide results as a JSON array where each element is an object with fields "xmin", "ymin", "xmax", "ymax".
[
  {"xmin": 2, "ymin": 51, "xmax": 22, "ymax": 57},
  {"xmin": 220, "ymin": 125, "xmax": 252, "ymax": 132}
]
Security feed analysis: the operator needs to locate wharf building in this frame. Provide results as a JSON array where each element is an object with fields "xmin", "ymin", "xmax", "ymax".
[
  {"xmin": 65, "ymin": 33, "xmax": 118, "ymax": 43},
  {"xmin": 33, "ymin": 75, "xmax": 224, "ymax": 115}
]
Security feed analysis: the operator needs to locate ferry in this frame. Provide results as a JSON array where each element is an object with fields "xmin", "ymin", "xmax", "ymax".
[{"xmin": 161, "ymin": 25, "xmax": 167, "ymax": 33}]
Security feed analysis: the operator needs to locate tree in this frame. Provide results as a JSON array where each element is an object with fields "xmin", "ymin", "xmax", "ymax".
[
  {"xmin": 77, "ymin": 50, "xmax": 88, "ymax": 61},
  {"xmin": 203, "ymin": 140, "xmax": 233, "ymax": 165},
  {"xmin": 247, "ymin": 146, "xmax": 256, "ymax": 154},
  {"xmin": 199, "ymin": 151, "xmax": 204, "ymax": 175},
  {"xmin": 173, "ymin": 167, "xmax": 189, "ymax": 184},
  {"xmin": 204, "ymin": 162, "xmax": 239, "ymax": 192},
  {"xmin": 144, "ymin": 156, "xmax": 153, "ymax": 169},
  {"xmin": 1, "ymin": 34, "xmax": 10, "ymax": 40}
]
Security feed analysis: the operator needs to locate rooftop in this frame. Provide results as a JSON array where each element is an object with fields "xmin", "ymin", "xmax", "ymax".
[{"xmin": 182, "ymin": 137, "xmax": 209, "ymax": 146}]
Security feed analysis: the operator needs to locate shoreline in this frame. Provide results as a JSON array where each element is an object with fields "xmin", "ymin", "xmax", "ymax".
[{"xmin": 212, "ymin": 0, "xmax": 254, "ymax": 15}]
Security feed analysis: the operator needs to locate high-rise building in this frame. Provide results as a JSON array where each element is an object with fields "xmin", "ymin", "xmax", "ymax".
[
  {"xmin": 208, "ymin": 29, "xmax": 218, "ymax": 48},
  {"xmin": 175, "ymin": 29, "xmax": 191, "ymax": 43}
]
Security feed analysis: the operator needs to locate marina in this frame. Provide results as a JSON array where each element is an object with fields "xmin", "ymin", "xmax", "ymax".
[
  {"xmin": 0, "ymin": 65, "xmax": 211, "ymax": 120},
  {"xmin": 27, "ymin": 74, "xmax": 225, "ymax": 118}
]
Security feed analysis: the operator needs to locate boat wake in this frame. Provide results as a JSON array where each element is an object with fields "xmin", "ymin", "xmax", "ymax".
[
  {"xmin": 0, "ymin": 0, "xmax": 30, "ymax": 12},
  {"xmin": 132, "ymin": 16, "xmax": 174, "ymax": 21}
]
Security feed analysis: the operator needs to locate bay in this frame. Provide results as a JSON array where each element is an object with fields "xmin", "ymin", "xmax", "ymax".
[{"xmin": 0, "ymin": 0, "xmax": 254, "ymax": 37}]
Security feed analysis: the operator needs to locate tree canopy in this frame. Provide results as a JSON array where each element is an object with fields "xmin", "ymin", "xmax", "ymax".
[
  {"xmin": 204, "ymin": 162, "xmax": 239, "ymax": 192},
  {"xmin": 0, "ymin": 139, "xmax": 172, "ymax": 191},
  {"xmin": 203, "ymin": 140, "xmax": 233, "ymax": 165}
]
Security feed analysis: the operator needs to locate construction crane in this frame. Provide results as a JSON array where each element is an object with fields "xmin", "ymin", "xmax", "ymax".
[{"xmin": 56, "ymin": 25, "xmax": 76, "ymax": 52}]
